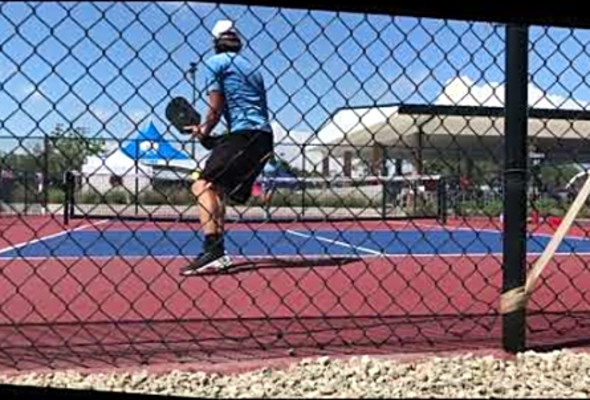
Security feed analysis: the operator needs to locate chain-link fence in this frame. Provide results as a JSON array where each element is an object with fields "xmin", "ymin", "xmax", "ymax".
[{"xmin": 0, "ymin": 1, "xmax": 589, "ymax": 369}]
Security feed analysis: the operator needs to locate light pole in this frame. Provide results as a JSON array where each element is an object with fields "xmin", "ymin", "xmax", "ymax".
[{"xmin": 189, "ymin": 62, "xmax": 197, "ymax": 105}]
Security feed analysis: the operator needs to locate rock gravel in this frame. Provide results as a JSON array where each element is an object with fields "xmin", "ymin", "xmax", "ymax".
[{"xmin": 2, "ymin": 350, "xmax": 590, "ymax": 398}]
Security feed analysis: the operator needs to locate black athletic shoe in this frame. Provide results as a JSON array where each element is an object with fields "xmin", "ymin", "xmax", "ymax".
[{"xmin": 181, "ymin": 251, "xmax": 232, "ymax": 276}]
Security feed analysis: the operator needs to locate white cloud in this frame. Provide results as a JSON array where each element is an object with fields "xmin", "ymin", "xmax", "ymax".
[
  {"xmin": 0, "ymin": 65, "xmax": 17, "ymax": 83},
  {"xmin": 435, "ymin": 76, "xmax": 590, "ymax": 110},
  {"xmin": 91, "ymin": 106, "xmax": 113, "ymax": 121},
  {"xmin": 129, "ymin": 109, "xmax": 148, "ymax": 123},
  {"xmin": 21, "ymin": 83, "xmax": 43, "ymax": 101}
]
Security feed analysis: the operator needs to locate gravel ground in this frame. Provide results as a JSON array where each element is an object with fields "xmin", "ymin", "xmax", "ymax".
[{"xmin": 2, "ymin": 350, "xmax": 590, "ymax": 398}]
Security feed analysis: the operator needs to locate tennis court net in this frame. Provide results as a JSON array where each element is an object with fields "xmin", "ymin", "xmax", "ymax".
[{"xmin": 62, "ymin": 170, "xmax": 447, "ymax": 224}]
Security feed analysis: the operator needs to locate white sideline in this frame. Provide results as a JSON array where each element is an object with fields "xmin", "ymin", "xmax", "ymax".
[
  {"xmin": 285, "ymin": 229, "xmax": 384, "ymax": 256},
  {"xmin": 0, "ymin": 219, "xmax": 109, "ymax": 257}
]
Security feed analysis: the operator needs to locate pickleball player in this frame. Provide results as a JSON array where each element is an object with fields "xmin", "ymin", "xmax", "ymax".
[
  {"xmin": 182, "ymin": 20, "xmax": 274, "ymax": 275},
  {"xmin": 252, "ymin": 156, "xmax": 280, "ymax": 209}
]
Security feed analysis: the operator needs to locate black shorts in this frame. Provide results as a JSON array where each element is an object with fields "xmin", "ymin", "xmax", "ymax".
[{"xmin": 200, "ymin": 130, "xmax": 273, "ymax": 204}]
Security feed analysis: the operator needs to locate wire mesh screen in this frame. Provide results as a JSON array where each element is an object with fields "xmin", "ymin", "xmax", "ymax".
[{"xmin": 0, "ymin": 1, "xmax": 589, "ymax": 369}]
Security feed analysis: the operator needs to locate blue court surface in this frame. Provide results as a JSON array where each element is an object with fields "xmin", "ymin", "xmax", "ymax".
[{"xmin": 2, "ymin": 229, "xmax": 590, "ymax": 258}]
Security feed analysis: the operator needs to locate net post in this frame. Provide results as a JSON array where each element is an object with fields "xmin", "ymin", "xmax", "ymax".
[
  {"xmin": 381, "ymin": 177, "xmax": 387, "ymax": 219},
  {"xmin": 69, "ymin": 173, "xmax": 76, "ymax": 220},
  {"xmin": 43, "ymin": 134, "xmax": 50, "ymax": 216},
  {"xmin": 63, "ymin": 171, "xmax": 73, "ymax": 226},
  {"xmin": 438, "ymin": 176, "xmax": 447, "ymax": 225},
  {"xmin": 301, "ymin": 144, "xmax": 306, "ymax": 218},
  {"xmin": 502, "ymin": 23, "xmax": 529, "ymax": 354},
  {"xmin": 24, "ymin": 172, "xmax": 30, "ymax": 215}
]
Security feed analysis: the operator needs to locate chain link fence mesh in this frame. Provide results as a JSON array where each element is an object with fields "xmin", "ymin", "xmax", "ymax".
[{"xmin": 0, "ymin": 1, "xmax": 589, "ymax": 369}]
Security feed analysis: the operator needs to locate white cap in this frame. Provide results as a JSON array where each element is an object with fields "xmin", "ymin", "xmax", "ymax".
[{"xmin": 212, "ymin": 20, "xmax": 236, "ymax": 39}]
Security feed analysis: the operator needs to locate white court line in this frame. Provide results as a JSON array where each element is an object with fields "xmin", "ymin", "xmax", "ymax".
[
  {"xmin": 409, "ymin": 220, "xmax": 589, "ymax": 241},
  {"xmin": 0, "ymin": 253, "xmax": 386, "ymax": 262},
  {"xmin": 0, "ymin": 253, "xmax": 495, "ymax": 262},
  {"xmin": 409, "ymin": 220, "xmax": 502, "ymax": 234},
  {"xmin": 3, "ymin": 250, "xmax": 590, "ymax": 262},
  {"xmin": 286, "ymin": 229, "xmax": 384, "ymax": 256},
  {"xmin": 6, "ymin": 250, "xmax": 590, "ymax": 262},
  {"xmin": 0, "ymin": 219, "xmax": 109, "ymax": 257},
  {"xmin": 3, "ymin": 221, "xmax": 588, "ymax": 261}
]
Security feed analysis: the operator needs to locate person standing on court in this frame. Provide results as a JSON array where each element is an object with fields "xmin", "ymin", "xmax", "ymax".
[{"xmin": 182, "ymin": 20, "xmax": 274, "ymax": 275}]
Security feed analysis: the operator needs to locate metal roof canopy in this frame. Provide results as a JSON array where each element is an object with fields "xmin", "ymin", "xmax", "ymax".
[{"xmin": 314, "ymin": 104, "xmax": 590, "ymax": 163}]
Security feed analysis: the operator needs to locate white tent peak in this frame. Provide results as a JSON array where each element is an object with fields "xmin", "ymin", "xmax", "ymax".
[{"xmin": 82, "ymin": 149, "xmax": 152, "ymax": 176}]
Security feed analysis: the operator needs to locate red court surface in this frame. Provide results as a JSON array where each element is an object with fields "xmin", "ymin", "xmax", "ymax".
[{"xmin": 0, "ymin": 216, "xmax": 589, "ymax": 371}]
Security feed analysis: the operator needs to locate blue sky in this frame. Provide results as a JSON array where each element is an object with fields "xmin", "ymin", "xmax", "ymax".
[{"xmin": 1, "ymin": 1, "xmax": 590, "ymax": 157}]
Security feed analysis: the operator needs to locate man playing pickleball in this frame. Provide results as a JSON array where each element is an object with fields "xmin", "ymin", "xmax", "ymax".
[
  {"xmin": 182, "ymin": 20, "xmax": 274, "ymax": 275},
  {"xmin": 252, "ymin": 156, "xmax": 279, "ymax": 206}
]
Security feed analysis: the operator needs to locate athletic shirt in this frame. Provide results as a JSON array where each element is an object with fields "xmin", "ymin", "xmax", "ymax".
[{"xmin": 202, "ymin": 52, "xmax": 272, "ymax": 135}]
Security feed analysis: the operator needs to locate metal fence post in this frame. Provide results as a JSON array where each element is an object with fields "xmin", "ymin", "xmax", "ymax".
[
  {"xmin": 502, "ymin": 23, "xmax": 529, "ymax": 353},
  {"xmin": 43, "ymin": 134, "xmax": 50, "ymax": 216},
  {"xmin": 63, "ymin": 171, "xmax": 72, "ymax": 226},
  {"xmin": 301, "ymin": 144, "xmax": 306, "ymax": 217},
  {"xmin": 438, "ymin": 176, "xmax": 448, "ymax": 225}
]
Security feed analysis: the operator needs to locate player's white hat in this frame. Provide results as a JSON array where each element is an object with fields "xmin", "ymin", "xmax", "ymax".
[{"xmin": 212, "ymin": 20, "xmax": 237, "ymax": 39}]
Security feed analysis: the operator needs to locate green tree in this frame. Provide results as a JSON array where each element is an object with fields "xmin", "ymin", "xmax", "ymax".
[
  {"xmin": 1, "ymin": 151, "xmax": 41, "ymax": 173},
  {"xmin": 2, "ymin": 124, "xmax": 106, "ymax": 176},
  {"xmin": 424, "ymin": 157, "xmax": 501, "ymax": 185},
  {"xmin": 43, "ymin": 124, "xmax": 106, "ymax": 177},
  {"xmin": 537, "ymin": 163, "xmax": 579, "ymax": 190}
]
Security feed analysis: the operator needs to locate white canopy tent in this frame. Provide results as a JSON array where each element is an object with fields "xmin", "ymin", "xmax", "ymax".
[
  {"xmin": 80, "ymin": 121, "xmax": 202, "ymax": 194},
  {"xmin": 81, "ymin": 149, "xmax": 153, "ymax": 194},
  {"xmin": 120, "ymin": 121, "xmax": 198, "ymax": 172}
]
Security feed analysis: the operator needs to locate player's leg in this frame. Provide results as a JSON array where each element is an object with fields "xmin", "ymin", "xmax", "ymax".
[
  {"xmin": 182, "ymin": 146, "xmax": 234, "ymax": 275},
  {"xmin": 228, "ymin": 132, "xmax": 274, "ymax": 206},
  {"xmin": 260, "ymin": 180, "xmax": 275, "ymax": 219},
  {"xmin": 263, "ymin": 182, "xmax": 275, "ymax": 207},
  {"xmin": 184, "ymin": 178, "xmax": 231, "ymax": 274},
  {"xmin": 218, "ymin": 131, "xmax": 273, "ymax": 227},
  {"xmin": 213, "ymin": 184, "xmax": 226, "ymax": 234},
  {"xmin": 193, "ymin": 179, "xmax": 218, "ymax": 235},
  {"xmin": 182, "ymin": 131, "xmax": 273, "ymax": 275},
  {"xmin": 193, "ymin": 168, "xmax": 225, "ymax": 237}
]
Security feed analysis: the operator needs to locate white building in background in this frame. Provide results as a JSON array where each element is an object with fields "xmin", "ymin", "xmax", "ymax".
[
  {"xmin": 271, "ymin": 121, "xmax": 336, "ymax": 175},
  {"xmin": 271, "ymin": 120, "xmax": 405, "ymax": 178},
  {"xmin": 311, "ymin": 106, "xmax": 415, "ymax": 178}
]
